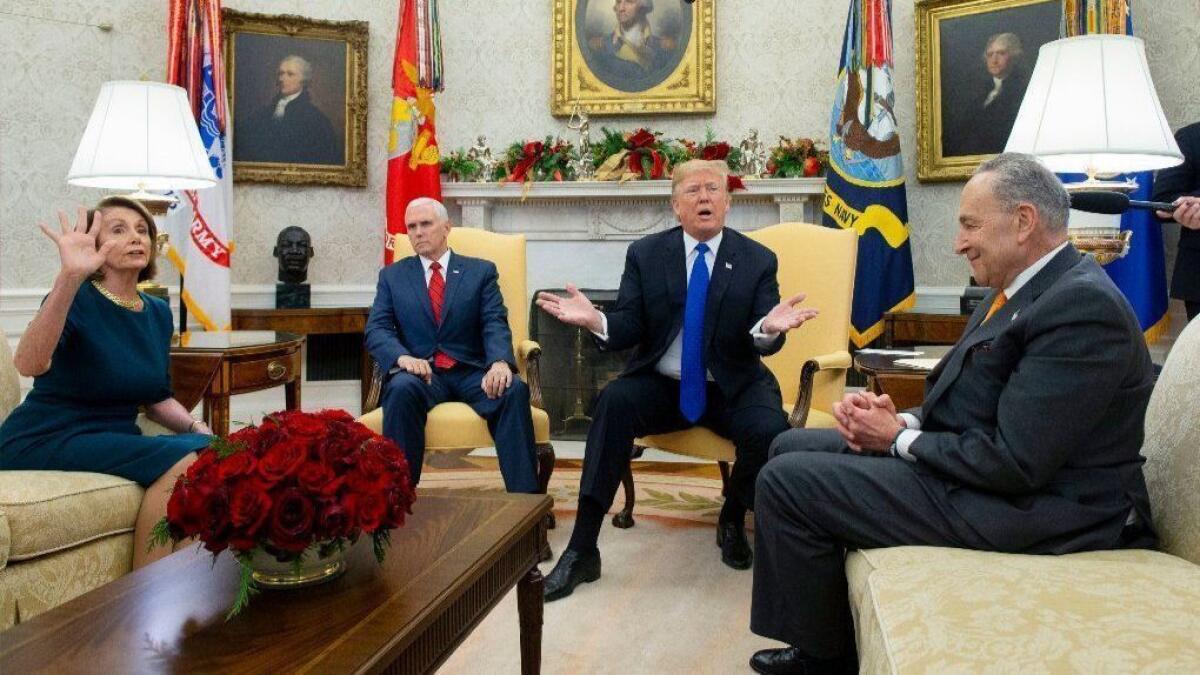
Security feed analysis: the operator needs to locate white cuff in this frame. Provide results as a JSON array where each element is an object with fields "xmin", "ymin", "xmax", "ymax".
[
  {"xmin": 591, "ymin": 313, "xmax": 609, "ymax": 342},
  {"xmin": 750, "ymin": 317, "xmax": 780, "ymax": 346},
  {"xmin": 894, "ymin": 429, "xmax": 920, "ymax": 462},
  {"xmin": 898, "ymin": 413, "xmax": 921, "ymax": 430}
]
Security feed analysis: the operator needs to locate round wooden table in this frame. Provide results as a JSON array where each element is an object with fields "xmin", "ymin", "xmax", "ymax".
[
  {"xmin": 853, "ymin": 348, "xmax": 950, "ymax": 411},
  {"xmin": 170, "ymin": 331, "xmax": 305, "ymax": 436}
]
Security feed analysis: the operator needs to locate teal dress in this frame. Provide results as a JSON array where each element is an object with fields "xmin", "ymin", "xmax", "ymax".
[{"xmin": 0, "ymin": 283, "xmax": 210, "ymax": 487}]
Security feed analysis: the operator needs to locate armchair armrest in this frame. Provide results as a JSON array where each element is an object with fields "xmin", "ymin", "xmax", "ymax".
[
  {"xmin": 788, "ymin": 350, "xmax": 852, "ymax": 428},
  {"xmin": 363, "ymin": 362, "xmax": 385, "ymax": 414},
  {"xmin": 517, "ymin": 340, "xmax": 546, "ymax": 410}
]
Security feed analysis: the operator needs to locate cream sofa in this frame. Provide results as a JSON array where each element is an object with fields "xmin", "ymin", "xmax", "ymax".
[
  {"xmin": 846, "ymin": 316, "xmax": 1200, "ymax": 672},
  {"xmin": 0, "ymin": 328, "xmax": 166, "ymax": 630}
]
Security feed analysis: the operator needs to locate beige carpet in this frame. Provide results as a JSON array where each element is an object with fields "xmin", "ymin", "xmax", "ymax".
[{"xmin": 422, "ymin": 469, "xmax": 783, "ymax": 674}]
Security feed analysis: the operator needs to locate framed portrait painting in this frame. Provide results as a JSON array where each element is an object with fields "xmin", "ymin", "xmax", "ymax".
[
  {"xmin": 916, "ymin": 0, "xmax": 1062, "ymax": 182},
  {"xmin": 552, "ymin": 0, "xmax": 715, "ymax": 116},
  {"xmin": 223, "ymin": 11, "xmax": 368, "ymax": 186}
]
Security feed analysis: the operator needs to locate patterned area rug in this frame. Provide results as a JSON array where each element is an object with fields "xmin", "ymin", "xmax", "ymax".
[{"xmin": 423, "ymin": 465, "xmax": 778, "ymax": 674}]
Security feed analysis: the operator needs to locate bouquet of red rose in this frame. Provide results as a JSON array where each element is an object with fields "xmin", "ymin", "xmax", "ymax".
[{"xmin": 150, "ymin": 409, "xmax": 415, "ymax": 617}]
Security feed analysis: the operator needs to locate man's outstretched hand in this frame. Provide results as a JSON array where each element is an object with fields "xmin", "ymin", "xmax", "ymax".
[
  {"xmin": 535, "ymin": 283, "xmax": 604, "ymax": 333},
  {"xmin": 761, "ymin": 292, "xmax": 820, "ymax": 334}
]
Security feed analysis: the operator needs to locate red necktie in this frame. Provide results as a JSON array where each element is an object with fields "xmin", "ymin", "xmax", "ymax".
[{"xmin": 428, "ymin": 262, "xmax": 456, "ymax": 370}]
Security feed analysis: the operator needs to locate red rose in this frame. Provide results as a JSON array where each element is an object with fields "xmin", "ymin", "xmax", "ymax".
[
  {"xmin": 217, "ymin": 450, "xmax": 257, "ymax": 482},
  {"xmin": 627, "ymin": 129, "xmax": 656, "ymax": 149},
  {"xmin": 384, "ymin": 487, "xmax": 415, "ymax": 529},
  {"xmin": 296, "ymin": 461, "xmax": 337, "ymax": 494},
  {"xmin": 701, "ymin": 142, "xmax": 730, "ymax": 160},
  {"xmin": 317, "ymin": 409, "xmax": 354, "ymax": 423},
  {"xmin": 268, "ymin": 488, "xmax": 316, "ymax": 552},
  {"xmin": 229, "ymin": 480, "xmax": 271, "ymax": 535},
  {"xmin": 258, "ymin": 439, "xmax": 307, "ymax": 483},
  {"xmin": 356, "ymin": 491, "xmax": 388, "ymax": 532},
  {"xmin": 199, "ymin": 487, "xmax": 232, "ymax": 553},
  {"xmin": 317, "ymin": 502, "xmax": 353, "ymax": 540},
  {"xmin": 167, "ymin": 478, "xmax": 206, "ymax": 537},
  {"xmin": 283, "ymin": 413, "xmax": 326, "ymax": 437}
]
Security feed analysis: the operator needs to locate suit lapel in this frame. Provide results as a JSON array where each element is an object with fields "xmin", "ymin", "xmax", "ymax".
[
  {"xmin": 704, "ymin": 231, "xmax": 738, "ymax": 351},
  {"xmin": 439, "ymin": 252, "xmax": 466, "ymax": 329},
  {"xmin": 403, "ymin": 257, "xmax": 436, "ymax": 327},
  {"xmin": 664, "ymin": 231, "xmax": 686, "ymax": 311},
  {"xmin": 921, "ymin": 245, "xmax": 1082, "ymax": 416}
]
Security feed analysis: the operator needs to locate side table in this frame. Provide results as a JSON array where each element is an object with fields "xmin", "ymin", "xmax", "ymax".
[
  {"xmin": 883, "ymin": 311, "xmax": 969, "ymax": 347},
  {"xmin": 853, "ymin": 348, "xmax": 950, "ymax": 412},
  {"xmin": 231, "ymin": 307, "xmax": 372, "ymax": 407},
  {"xmin": 171, "ymin": 331, "xmax": 305, "ymax": 436}
]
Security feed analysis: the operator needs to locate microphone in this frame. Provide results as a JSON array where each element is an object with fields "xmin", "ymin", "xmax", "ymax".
[{"xmin": 1069, "ymin": 191, "xmax": 1178, "ymax": 215}]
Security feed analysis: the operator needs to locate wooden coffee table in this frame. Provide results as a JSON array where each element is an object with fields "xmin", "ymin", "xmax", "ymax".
[{"xmin": 0, "ymin": 491, "xmax": 552, "ymax": 674}]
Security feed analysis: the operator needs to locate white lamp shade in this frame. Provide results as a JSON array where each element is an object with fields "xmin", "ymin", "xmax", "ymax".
[
  {"xmin": 68, "ymin": 81, "xmax": 217, "ymax": 190},
  {"xmin": 1004, "ymin": 34, "xmax": 1182, "ymax": 174}
]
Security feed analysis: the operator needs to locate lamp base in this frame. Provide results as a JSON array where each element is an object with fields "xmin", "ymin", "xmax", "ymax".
[{"xmin": 1071, "ymin": 230, "xmax": 1132, "ymax": 266}]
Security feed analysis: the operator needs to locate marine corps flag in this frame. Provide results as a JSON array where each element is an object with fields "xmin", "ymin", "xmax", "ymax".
[
  {"xmin": 823, "ymin": 0, "xmax": 915, "ymax": 347},
  {"xmin": 1062, "ymin": 0, "xmax": 1169, "ymax": 342},
  {"xmin": 164, "ymin": 0, "xmax": 233, "ymax": 331},
  {"xmin": 385, "ymin": 0, "xmax": 443, "ymax": 264}
]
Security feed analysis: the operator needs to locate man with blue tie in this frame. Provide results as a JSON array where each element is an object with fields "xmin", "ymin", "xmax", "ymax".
[
  {"xmin": 365, "ymin": 198, "xmax": 538, "ymax": 493},
  {"xmin": 535, "ymin": 159, "xmax": 819, "ymax": 600}
]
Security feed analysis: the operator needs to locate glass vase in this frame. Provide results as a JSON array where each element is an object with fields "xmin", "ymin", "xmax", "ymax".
[{"xmin": 245, "ymin": 543, "xmax": 347, "ymax": 589}]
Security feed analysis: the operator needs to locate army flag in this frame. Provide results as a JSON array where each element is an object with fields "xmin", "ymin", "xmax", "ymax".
[
  {"xmin": 385, "ymin": 0, "xmax": 443, "ymax": 264},
  {"xmin": 823, "ymin": 0, "xmax": 915, "ymax": 346},
  {"xmin": 163, "ymin": 0, "xmax": 233, "ymax": 331}
]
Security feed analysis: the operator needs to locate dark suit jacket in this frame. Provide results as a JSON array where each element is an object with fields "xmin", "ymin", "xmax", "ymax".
[
  {"xmin": 602, "ymin": 226, "xmax": 785, "ymax": 410},
  {"xmin": 944, "ymin": 68, "xmax": 1030, "ymax": 157},
  {"xmin": 235, "ymin": 89, "xmax": 342, "ymax": 165},
  {"xmin": 906, "ymin": 246, "xmax": 1155, "ymax": 553},
  {"xmin": 1153, "ymin": 121, "xmax": 1200, "ymax": 300},
  {"xmin": 365, "ymin": 253, "xmax": 515, "ymax": 376}
]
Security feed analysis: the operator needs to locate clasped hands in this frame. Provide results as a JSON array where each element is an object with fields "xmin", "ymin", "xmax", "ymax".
[
  {"xmin": 833, "ymin": 391, "xmax": 905, "ymax": 454},
  {"xmin": 396, "ymin": 355, "xmax": 513, "ymax": 399},
  {"xmin": 535, "ymin": 285, "xmax": 820, "ymax": 336}
]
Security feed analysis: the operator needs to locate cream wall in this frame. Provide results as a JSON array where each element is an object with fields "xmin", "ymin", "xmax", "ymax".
[{"xmin": 2, "ymin": 0, "xmax": 1198, "ymax": 294}]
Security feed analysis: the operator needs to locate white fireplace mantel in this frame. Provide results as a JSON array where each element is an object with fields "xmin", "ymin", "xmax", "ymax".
[{"xmin": 441, "ymin": 177, "xmax": 826, "ymax": 241}]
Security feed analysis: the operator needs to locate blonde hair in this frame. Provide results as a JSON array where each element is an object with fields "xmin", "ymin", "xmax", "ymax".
[{"xmin": 671, "ymin": 159, "xmax": 730, "ymax": 195}]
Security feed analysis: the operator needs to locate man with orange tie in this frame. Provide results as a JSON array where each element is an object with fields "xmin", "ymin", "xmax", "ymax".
[
  {"xmin": 748, "ymin": 154, "xmax": 1158, "ymax": 674},
  {"xmin": 365, "ymin": 197, "xmax": 538, "ymax": 492}
]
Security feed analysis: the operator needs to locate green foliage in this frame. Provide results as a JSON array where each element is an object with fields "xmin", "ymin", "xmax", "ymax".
[
  {"xmin": 210, "ymin": 436, "xmax": 247, "ymax": 460},
  {"xmin": 147, "ymin": 517, "xmax": 172, "ymax": 552},
  {"xmin": 372, "ymin": 529, "xmax": 391, "ymax": 564},
  {"xmin": 441, "ymin": 149, "xmax": 483, "ymax": 182},
  {"xmin": 768, "ymin": 136, "xmax": 829, "ymax": 178},
  {"xmin": 228, "ymin": 555, "xmax": 260, "ymax": 621}
]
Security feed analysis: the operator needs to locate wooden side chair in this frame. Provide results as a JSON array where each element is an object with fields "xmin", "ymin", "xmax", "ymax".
[
  {"xmin": 358, "ymin": 228, "xmax": 556, "ymax": 514},
  {"xmin": 613, "ymin": 222, "xmax": 858, "ymax": 528}
]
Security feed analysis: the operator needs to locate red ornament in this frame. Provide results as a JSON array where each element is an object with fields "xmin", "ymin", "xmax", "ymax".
[{"xmin": 803, "ymin": 157, "xmax": 822, "ymax": 177}]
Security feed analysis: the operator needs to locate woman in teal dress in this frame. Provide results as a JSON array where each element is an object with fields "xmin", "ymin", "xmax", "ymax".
[{"xmin": 0, "ymin": 197, "xmax": 212, "ymax": 568}]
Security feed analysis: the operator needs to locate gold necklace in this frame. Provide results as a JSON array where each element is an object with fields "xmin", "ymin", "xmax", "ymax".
[{"xmin": 91, "ymin": 280, "xmax": 143, "ymax": 311}]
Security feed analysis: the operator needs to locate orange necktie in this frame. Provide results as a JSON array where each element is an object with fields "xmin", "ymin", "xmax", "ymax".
[{"xmin": 983, "ymin": 291, "xmax": 1008, "ymax": 323}]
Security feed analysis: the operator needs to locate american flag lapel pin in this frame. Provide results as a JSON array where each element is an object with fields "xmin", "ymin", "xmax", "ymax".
[
  {"xmin": 1011, "ymin": 310, "xmax": 1019, "ymax": 321},
  {"xmin": 725, "ymin": 262, "xmax": 733, "ymax": 270},
  {"xmin": 452, "ymin": 269, "xmax": 461, "ymax": 274}
]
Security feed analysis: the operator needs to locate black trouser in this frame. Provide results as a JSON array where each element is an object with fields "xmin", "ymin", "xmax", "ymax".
[
  {"xmin": 751, "ymin": 429, "xmax": 989, "ymax": 659},
  {"xmin": 578, "ymin": 372, "xmax": 788, "ymax": 519},
  {"xmin": 1185, "ymin": 300, "xmax": 1200, "ymax": 322},
  {"xmin": 381, "ymin": 364, "xmax": 538, "ymax": 493}
]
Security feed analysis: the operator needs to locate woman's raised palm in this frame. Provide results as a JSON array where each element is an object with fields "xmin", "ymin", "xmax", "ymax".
[{"xmin": 39, "ymin": 208, "xmax": 116, "ymax": 279}]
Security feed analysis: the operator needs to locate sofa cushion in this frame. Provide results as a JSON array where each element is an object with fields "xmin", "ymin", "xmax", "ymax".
[
  {"xmin": 847, "ymin": 546, "xmax": 1200, "ymax": 673},
  {"xmin": 0, "ymin": 471, "xmax": 142, "ymax": 562}
]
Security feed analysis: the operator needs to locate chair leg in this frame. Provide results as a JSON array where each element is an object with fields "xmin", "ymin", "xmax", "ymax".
[
  {"xmin": 611, "ymin": 447, "xmax": 638, "ymax": 529},
  {"xmin": 717, "ymin": 461, "xmax": 731, "ymax": 498},
  {"xmin": 536, "ymin": 442, "xmax": 556, "ymax": 530}
]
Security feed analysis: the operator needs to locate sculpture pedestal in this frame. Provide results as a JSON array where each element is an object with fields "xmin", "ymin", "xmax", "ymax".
[{"xmin": 276, "ymin": 283, "xmax": 311, "ymax": 309}]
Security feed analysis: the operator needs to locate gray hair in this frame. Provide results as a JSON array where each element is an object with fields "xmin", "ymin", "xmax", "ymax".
[
  {"xmin": 974, "ymin": 153, "xmax": 1070, "ymax": 233},
  {"xmin": 280, "ymin": 55, "xmax": 313, "ymax": 83},
  {"xmin": 406, "ymin": 197, "xmax": 449, "ymax": 224},
  {"xmin": 984, "ymin": 33, "xmax": 1024, "ymax": 63}
]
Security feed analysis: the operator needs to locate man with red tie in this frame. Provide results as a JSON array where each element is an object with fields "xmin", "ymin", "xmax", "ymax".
[{"xmin": 365, "ymin": 198, "xmax": 538, "ymax": 492}]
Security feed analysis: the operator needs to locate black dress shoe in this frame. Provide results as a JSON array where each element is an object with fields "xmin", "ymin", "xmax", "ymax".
[
  {"xmin": 543, "ymin": 548, "xmax": 601, "ymax": 602},
  {"xmin": 716, "ymin": 518, "xmax": 753, "ymax": 570},
  {"xmin": 750, "ymin": 647, "xmax": 843, "ymax": 675}
]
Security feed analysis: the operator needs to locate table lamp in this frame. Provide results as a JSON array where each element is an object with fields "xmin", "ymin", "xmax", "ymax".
[
  {"xmin": 67, "ymin": 80, "xmax": 217, "ymax": 297},
  {"xmin": 1004, "ymin": 34, "xmax": 1182, "ymax": 264}
]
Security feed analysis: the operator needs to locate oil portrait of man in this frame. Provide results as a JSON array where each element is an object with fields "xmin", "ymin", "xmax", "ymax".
[{"xmin": 577, "ymin": 0, "xmax": 691, "ymax": 93}]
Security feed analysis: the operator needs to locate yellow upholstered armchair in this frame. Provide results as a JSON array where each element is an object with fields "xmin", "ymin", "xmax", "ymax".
[
  {"xmin": 613, "ymin": 222, "xmax": 857, "ymax": 528},
  {"xmin": 358, "ymin": 228, "xmax": 556, "ymax": 503}
]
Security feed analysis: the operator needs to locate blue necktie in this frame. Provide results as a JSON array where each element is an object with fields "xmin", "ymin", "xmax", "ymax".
[{"xmin": 680, "ymin": 242, "xmax": 710, "ymax": 423}]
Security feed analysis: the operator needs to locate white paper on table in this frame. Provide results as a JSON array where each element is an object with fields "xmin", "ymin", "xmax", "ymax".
[
  {"xmin": 856, "ymin": 349, "xmax": 923, "ymax": 356},
  {"xmin": 894, "ymin": 358, "xmax": 943, "ymax": 370}
]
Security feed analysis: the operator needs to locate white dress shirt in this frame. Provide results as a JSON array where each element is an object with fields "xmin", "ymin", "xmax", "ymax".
[
  {"xmin": 418, "ymin": 249, "xmax": 453, "ymax": 287},
  {"xmin": 893, "ymin": 241, "xmax": 1069, "ymax": 461},
  {"xmin": 592, "ymin": 230, "xmax": 777, "ymax": 381},
  {"xmin": 982, "ymin": 77, "xmax": 1004, "ymax": 107}
]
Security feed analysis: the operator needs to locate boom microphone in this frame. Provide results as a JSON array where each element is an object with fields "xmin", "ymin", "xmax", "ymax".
[{"xmin": 1069, "ymin": 191, "xmax": 1178, "ymax": 215}]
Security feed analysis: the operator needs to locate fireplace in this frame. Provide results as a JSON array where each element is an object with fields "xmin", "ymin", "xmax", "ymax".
[{"xmin": 529, "ymin": 289, "xmax": 633, "ymax": 439}]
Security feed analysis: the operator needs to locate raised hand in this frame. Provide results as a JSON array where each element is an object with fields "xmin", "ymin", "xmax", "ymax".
[
  {"xmin": 761, "ymin": 292, "xmax": 820, "ymax": 334},
  {"xmin": 38, "ymin": 208, "xmax": 116, "ymax": 281},
  {"xmin": 535, "ymin": 283, "xmax": 603, "ymax": 333}
]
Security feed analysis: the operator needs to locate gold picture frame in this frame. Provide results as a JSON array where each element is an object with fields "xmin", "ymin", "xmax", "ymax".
[
  {"xmin": 223, "ymin": 10, "xmax": 368, "ymax": 186},
  {"xmin": 915, "ymin": 0, "xmax": 1061, "ymax": 182},
  {"xmin": 552, "ymin": 0, "xmax": 715, "ymax": 116}
]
